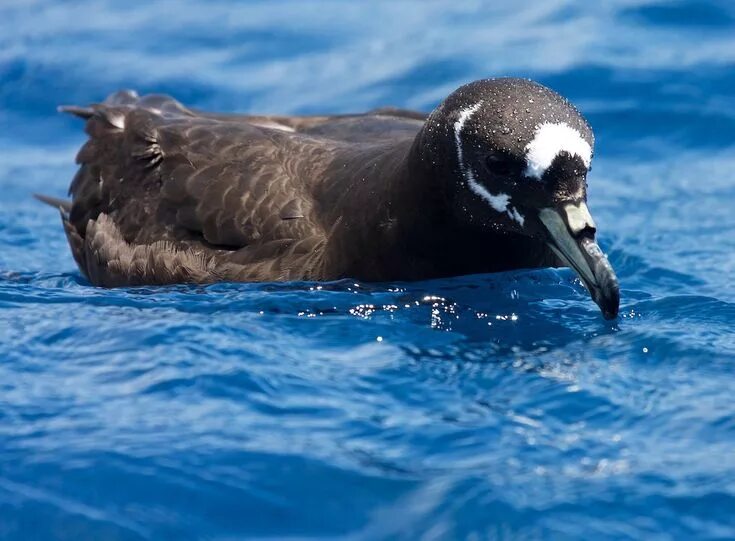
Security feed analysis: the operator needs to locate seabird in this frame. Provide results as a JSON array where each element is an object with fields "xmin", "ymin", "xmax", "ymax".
[{"xmin": 37, "ymin": 78, "xmax": 620, "ymax": 318}]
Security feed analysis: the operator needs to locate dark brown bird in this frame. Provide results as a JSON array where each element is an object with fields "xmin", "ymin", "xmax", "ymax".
[{"xmin": 37, "ymin": 78, "xmax": 620, "ymax": 318}]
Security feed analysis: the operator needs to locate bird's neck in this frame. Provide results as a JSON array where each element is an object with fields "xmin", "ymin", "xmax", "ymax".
[
  {"xmin": 316, "ymin": 135, "xmax": 449, "ymax": 280},
  {"xmin": 317, "ymin": 132, "xmax": 555, "ymax": 281}
]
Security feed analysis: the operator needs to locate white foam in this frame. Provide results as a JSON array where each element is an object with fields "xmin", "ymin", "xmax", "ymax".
[
  {"xmin": 453, "ymin": 102, "xmax": 524, "ymax": 225},
  {"xmin": 524, "ymin": 122, "xmax": 592, "ymax": 179}
]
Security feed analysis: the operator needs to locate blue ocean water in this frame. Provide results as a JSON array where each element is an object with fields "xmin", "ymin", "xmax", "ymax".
[{"xmin": 1, "ymin": 0, "xmax": 735, "ymax": 539}]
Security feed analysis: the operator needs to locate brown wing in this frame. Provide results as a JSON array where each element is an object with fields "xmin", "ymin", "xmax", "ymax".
[
  {"xmin": 191, "ymin": 106, "xmax": 427, "ymax": 143},
  {"xmin": 64, "ymin": 90, "xmax": 330, "ymax": 285}
]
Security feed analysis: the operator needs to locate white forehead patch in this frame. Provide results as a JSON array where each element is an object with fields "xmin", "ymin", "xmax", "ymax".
[
  {"xmin": 524, "ymin": 122, "xmax": 592, "ymax": 179},
  {"xmin": 453, "ymin": 102, "xmax": 525, "ymax": 226}
]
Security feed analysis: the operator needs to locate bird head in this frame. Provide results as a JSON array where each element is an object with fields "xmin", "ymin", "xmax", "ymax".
[{"xmin": 422, "ymin": 78, "xmax": 619, "ymax": 319}]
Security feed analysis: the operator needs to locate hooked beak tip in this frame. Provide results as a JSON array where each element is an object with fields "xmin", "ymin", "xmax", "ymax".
[
  {"xmin": 539, "ymin": 204, "xmax": 620, "ymax": 320},
  {"xmin": 597, "ymin": 286, "xmax": 620, "ymax": 320},
  {"xmin": 579, "ymin": 236, "xmax": 620, "ymax": 320}
]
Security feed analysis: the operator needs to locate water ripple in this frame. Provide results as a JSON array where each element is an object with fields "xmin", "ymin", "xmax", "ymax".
[{"xmin": 1, "ymin": 1, "xmax": 735, "ymax": 539}]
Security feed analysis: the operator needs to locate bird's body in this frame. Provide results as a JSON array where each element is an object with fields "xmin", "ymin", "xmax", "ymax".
[
  {"xmin": 43, "ymin": 79, "xmax": 620, "ymax": 318},
  {"xmin": 54, "ymin": 89, "xmax": 555, "ymax": 287}
]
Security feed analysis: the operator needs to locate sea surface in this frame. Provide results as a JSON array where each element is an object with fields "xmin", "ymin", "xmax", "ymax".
[{"xmin": 1, "ymin": 1, "xmax": 735, "ymax": 539}]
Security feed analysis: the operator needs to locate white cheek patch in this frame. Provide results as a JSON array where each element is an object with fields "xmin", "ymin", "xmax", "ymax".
[
  {"xmin": 524, "ymin": 122, "xmax": 592, "ymax": 179},
  {"xmin": 508, "ymin": 207, "xmax": 525, "ymax": 227},
  {"xmin": 453, "ymin": 102, "xmax": 525, "ymax": 226},
  {"xmin": 453, "ymin": 102, "xmax": 483, "ymax": 180}
]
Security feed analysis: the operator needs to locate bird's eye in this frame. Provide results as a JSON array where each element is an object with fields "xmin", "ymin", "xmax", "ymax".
[{"xmin": 485, "ymin": 153, "xmax": 514, "ymax": 177}]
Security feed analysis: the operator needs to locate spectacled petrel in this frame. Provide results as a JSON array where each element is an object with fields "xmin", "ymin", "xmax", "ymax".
[{"xmin": 37, "ymin": 78, "xmax": 620, "ymax": 319}]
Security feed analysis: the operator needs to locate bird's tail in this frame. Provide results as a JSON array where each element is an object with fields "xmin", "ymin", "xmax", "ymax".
[
  {"xmin": 33, "ymin": 193, "xmax": 72, "ymax": 214},
  {"xmin": 57, "ymin": 105, "xmax": 94, "ymax": 119}
]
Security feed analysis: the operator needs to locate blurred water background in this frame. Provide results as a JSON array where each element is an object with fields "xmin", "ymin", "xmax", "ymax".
[{"xmin": 1, "ymin": 1, "xmax": 735, "ymax": 539}]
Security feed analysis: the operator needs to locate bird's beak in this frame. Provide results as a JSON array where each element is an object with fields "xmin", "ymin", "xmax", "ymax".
[{"xmin": 538, "ymin": 202, "xmax": 620, "ymax": 319}]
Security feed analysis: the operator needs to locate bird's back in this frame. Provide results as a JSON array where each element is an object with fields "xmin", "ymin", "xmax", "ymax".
[{"xmin": 57, "ymin": 90, "xmax": 424, "ymax": 286}]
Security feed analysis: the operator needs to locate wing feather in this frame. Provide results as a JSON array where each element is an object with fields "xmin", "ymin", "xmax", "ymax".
[{"xmin": 61, "ymin": 91, "xmax": 334, "ymax": 284}]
